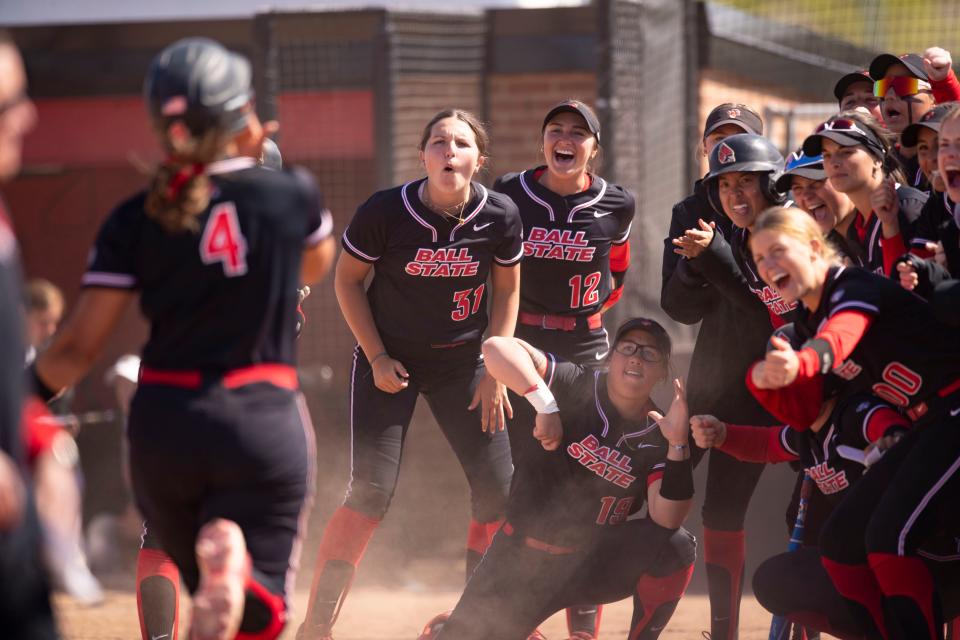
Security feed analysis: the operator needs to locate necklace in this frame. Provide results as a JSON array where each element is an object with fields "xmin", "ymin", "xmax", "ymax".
[{"xmin": 420, "ymin": 181, "xmax": 469, "ymax": 223}]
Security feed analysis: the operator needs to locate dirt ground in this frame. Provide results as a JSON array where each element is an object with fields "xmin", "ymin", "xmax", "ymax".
[{"xmin": 55, "ymin": 586, "xmax": 838, "ymax": 640}]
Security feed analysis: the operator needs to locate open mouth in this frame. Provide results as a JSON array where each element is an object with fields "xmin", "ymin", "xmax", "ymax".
[
  {"xmin": 553, "ymin": 149, "xmax": 576, "ymax": 165},
  {"xmin": 945, "ymin": 167, "xmax": 960, "ymax": 191},
  {"xmin": 624, "ymin": 369, "xmax": 644, "ymax": 379},
  {"xmin": 442, "ymin": 164, "xmax": 455, "ymax": 173},
  {"xmin": 810, "ymin": 205, "xmax": 829, "ymax": 223},
  {"xmin": 771, "ymin": 272, "xmax": 791, "ymax": 292},
  {"xmin": 883, "ymin": 105, "xmax": 903, "ymax": 122}
]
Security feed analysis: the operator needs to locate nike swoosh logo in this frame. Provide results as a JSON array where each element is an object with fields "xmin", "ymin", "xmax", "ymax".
[
  {"xmin": 594, "ymin": 351, "xmax": 608, "ymax": 360},
  {"xmin": 635, "ymin": 443, "xmax": 660, "ymax": 449},
  {"xmin": 593, "ymin": 210, "xmax": 612, "ymax": 218},
  {"xmin": 473, "ymin": 222, "xmax": 493, "ymax": 231},
  {"xmin": 951, "ymin": 407, "xmax": 960, "ymax": 417}
]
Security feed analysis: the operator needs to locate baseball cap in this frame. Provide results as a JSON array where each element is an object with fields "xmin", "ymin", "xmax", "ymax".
[
  {"xmin": 775, "ymin": 150, "xmax": 826, "ymax": 193},
  {"xmin": 901, "ymin": 103, "xmax": 954, "ymax": 147},
  {"xmin": 869, "ymin": 53, "xmax": 928, "ymax": 81},
  {"xmin": 803, "ymin": 117, "xmax": 885, "ymax": 158},
  {"xmin": 613, "ymin": 317, "xmax": 671, "ymax": 362},
  {"xmin": 542, "ymin": 100, "xmax": 600, "ymax": 142},
  {"xmin": 833, "ymin": 69, "xmax": 872, "ymax": 102},
  {"xmin": 703, "ymin": 103, "xmax": 763, "ymax": 138}
]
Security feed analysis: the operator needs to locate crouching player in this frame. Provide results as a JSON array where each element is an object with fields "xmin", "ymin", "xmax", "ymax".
[{"xmin": 421, "ymin": 318, "xmax": 696, "ymax": 640}]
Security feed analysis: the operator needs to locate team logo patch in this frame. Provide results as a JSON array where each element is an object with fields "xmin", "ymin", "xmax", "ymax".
[
  {"xmin": 717, "ymin": 142, "xmax": 736, "ymax": 165},
  {"xmin": 727, "ymin": 108, "xmax": 741, "ymax": 119}
]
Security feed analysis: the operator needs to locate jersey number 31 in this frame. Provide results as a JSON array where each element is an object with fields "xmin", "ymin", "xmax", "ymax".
[{"xmin": 200, "ymin": 202, "xmax": 248, "ymax": 277}]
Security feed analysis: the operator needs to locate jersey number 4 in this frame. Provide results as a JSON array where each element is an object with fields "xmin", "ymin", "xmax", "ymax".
[
  {"xmin": 200, "ymin": 202, "xmax": 248, "ymax": 277},
  {"xmin": 452, "ymin": 284, "xmax": 485, "ymax": 321}
]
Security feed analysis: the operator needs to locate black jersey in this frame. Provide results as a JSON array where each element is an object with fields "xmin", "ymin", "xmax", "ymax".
[
  {"xmin": 771, "ymin": 393, "xmax": 907, "ymax": 500},
  {"xmin": 843, "ymin": 186, "xmax": 927, "ymax": 276},
  {"xmin": 730, "ymin": 227, "xmax": 800, "ymax": 327},
  {"xmin": 84, "ymin": 158, "xmax": 331, "ymax": 370},
  {"xmin": 913, "ymin": 191, "xmax": 960, "ymax": 277},
  {"xmin": 506, "ymin": 356, "xmax": 666, "ymax": 547},
  {"xmin": 341, "ymin": 179, "xmax": 522, "ymax": 349},
  {"xmin": 494, "ymin": 169, "xmax": 634, "ymax": 317},
  {"xmin": 795, "ymin": 266, "xmax": 960, "ymax": 414}
]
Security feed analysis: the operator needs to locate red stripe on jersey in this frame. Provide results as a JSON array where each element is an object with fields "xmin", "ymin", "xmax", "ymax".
[
  {"xmin": 880, "ymin": 231, "xmax": 908, "ymax": 278},
  {"xmin": 719, "ymin": 424, "xmax": 797, "ymax": 464},
  {"xmin": 864, "ymin": 406, "xmax": 911, "ymax": 444}
]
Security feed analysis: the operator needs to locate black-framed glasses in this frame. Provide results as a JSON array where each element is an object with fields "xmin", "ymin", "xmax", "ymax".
[{"xmin": 613, "ymin": 341, "xmax": 663, "ymax": 363}]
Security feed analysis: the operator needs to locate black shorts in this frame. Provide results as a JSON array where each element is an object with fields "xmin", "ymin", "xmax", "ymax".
[{"xmin": 128, "ymin": 381, "xmax": 313, "ymax": 597}]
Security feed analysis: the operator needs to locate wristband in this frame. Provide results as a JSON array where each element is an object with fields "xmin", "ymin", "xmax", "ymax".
[
  {"xmin": 369, "ymin": 351, "xmax": 388, "ymax": 365},
  {"xmin": 659, "ymin": 458, "xmax": 694, "ymax": 501},
  {"xmin": 27, "ymin": 362, "xmax": 58, "ymax": 403},
  {"xmin": 524, "ymin": 383, "xmax": 559, "ymax": 414}
]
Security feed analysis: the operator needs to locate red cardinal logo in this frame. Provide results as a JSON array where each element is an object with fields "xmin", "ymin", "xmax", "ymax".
[
  {"xmin": 727, "ymin": 108, "xmax": 741, "ymax": 119},
  {"xmin": 717, "ymin": 142, "xmax": 736, "ymax": 165}
]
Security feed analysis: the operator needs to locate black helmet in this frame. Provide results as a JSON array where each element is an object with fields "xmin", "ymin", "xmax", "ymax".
[
  {"xmin": 706, "ymin": 134, "xmax": 785, "ymax": 204},
  {"xmin": 260, "ymin": 138, "xmax": 283, "ymax": 170},
  {"xmin": 144, "ymin": 37, "xmax": 253, "ymax": 140}
]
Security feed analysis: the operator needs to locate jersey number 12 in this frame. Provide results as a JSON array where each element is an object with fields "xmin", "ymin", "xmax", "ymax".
[
  {"xmin": 200, "ymin": 202, "xmax": 248, "ymax": 277},
  {"xmin": 569, "ymin": 272, "xmax": 601, "ymax": 309}
]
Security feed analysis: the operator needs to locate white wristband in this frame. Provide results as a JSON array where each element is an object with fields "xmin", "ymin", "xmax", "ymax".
[{"xmin": 524, "ymin": 383, "xmax": 559, "ymax": 414}]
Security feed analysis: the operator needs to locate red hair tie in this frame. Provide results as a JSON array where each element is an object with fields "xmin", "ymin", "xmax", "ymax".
[{"xmin": 165, "ymin": 162, "xmax": 205, "ymax": 201}]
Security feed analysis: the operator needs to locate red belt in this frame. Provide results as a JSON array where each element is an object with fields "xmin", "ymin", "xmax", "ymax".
[
  {"xmin": 519, "ymin": 311, "xmax": 602, "ymax": 332},
  {"xmin": 139, "ymin": 364, "xmax": 299, "ymax": 391},
  {"xmin": 906, "ymin": 377, "xmax": 960, "ymax": 422},
  {"xmin": 501, "ymin": 522, "xmax": 577, "ymax": 555}
]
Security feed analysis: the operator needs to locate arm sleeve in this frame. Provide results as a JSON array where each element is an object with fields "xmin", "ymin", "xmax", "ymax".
[
  {"xmin": 81, "ymin": 207, "xmax": 139, "ymax": 289},
  {"xmin": 341, "ymin": 197, "xmax": 387, "ymax": 264},
  {"xmin": 494, "ymin": 198, "xmax": 524, "ymax": 266},
  {"xmin": 932, "ymin": 67, "xmax": 960, "ymax": 104},
  {"xmin": 746, "ymin": 363, "xmax": 825, "ymax": 429},
  {"xmin": 881, "ymin": 232, "xmax": 908, "ymax": 278},
  {"xmin": 603, "ymin": 240, "xmax": 630, "ymax": 311},
  {"xmin": 862, "ymin": 405, "xmax": 912, "ymax": 444},
  {"xmin": 718, "ymin": 424, "xmax": 799, "ymax": 464}
]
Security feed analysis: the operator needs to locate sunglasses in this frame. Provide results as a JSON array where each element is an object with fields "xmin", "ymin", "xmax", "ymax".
[
  {"xmin": 614, "ymin": 341, "xmax": 663, "ymax": 363},
  {"xmin": 873, "ymin": 76, "xmax": 932, "ymax": 98}
]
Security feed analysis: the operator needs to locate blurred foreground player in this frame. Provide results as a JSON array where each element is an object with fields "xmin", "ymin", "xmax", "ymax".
[
  {"xmin": 0, "ymin": 28, "xmax": 57, "ymax": 640},
  {"xmin": 32, "ymin": 37, "xmax": 335, "ymax": 640},
  {"xmin": 422, "ymin": 319, "xmax": 695, "ymax": 640}
]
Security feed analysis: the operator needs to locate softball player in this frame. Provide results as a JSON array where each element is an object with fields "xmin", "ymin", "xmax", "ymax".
[
  {"xmin": 834, "ymin": 69, "xmax": 881, "ymax": 121},
  {"xmin": 803, "ymin": 111, "xmax": 928, "ymax": 277},
  {"xmin": 776, "ymin": 150, "xmax": 857, "ymax": 252},
  {"xmin": 31, "ymin": 37, "xmax": 336, "ymax": 640},
  {"xmin": 493, "ymin": 99, "xmax": 634, "ymax": 638},
  {"xmin": 662, "ymin": 105, "xmax": 778, "ymax": 640},
  {"xmin": 747, "ymin": 206, "xmax": 960, "ymax": 640},
  {"xmin": 424, "ymin": 318, "xmax": 695, "ymax": 640},
  {"xmin": 297, "ymin": 109, "xmax": 521, "ymax": 640}
]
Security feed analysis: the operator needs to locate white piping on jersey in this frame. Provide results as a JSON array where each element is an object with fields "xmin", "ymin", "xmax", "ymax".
[
  {"xmin": 449, "ymin": 184, "xmax": 488, "ymax": 241},
  {"xmin": 82, "ymin": 271, "xmax": 136, "ymax": 288},
  {"xmin": 205, "ymin": 156, "xmax": 257, "ymax": 175},
  {"xmin": 616, "ymin": 419, "xmax": 659, "ymax": 449},
  {"xmin": 495, "ymin": 245, "xmax": 524, "ymax": 265},
  {"xmin": 820, "ymin": 424, "xmax": 835, "ymax": 464},
  {"xmin": 866, "ymin": 216, "xmax": 881, "ymax": 266},
  {"xmin": 779, "ymin": 426, "xmax": 799, "ymax": 457},
  {"xmin": 401, "ymin": 181, "xmax": 439, "ymax": 242},
  {"xmin": 898, "ymin": 455, "xmax": 960, "ymax": 555},
  {"xmin": 304, "ymin": 209, "xmax": 334, "ymax": 248},
  {"xmin": 861, "ymin": 404, "xmax": 885, "ymax": 445},
  {"xmin": 287, "ymin": 392, "xmax": 318, "ymax": 604},
  {"xmin": 613, "ymin": 220, "xmax": 633, "ymax": 245},
  {"xmin": 830, "ymin": 300, "xmax": 880, "ymax": 317},
  {"xmin": 342, "ymin": 232, "xmax": 379, "ymax": 262},
  {"xmin": 545, "ymin": 353, "xmax": 557, "ymax": 387},
  {"xmin": 918, "ymin": 549, "xmax": 960, "ymax": 562},
  {"xmin": 593, "ymin": 370, "xmax": 610, "ymax": 438},
  {"xmin": 566, "ymin": 177, "xmax": 607, "ymax": 224},
  {"xmin": 519, "ymin": 171, "xmax": 556, "ymax": 222}
]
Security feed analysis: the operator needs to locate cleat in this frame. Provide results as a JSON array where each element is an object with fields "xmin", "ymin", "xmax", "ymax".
[{"xmin": 190, "ymin": 519, "xmax": 249, "ymax": 640}]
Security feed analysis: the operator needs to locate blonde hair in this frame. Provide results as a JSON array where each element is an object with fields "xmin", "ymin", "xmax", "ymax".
[
  {"xmin": 939, "ymin": 102, "xmax": 960, "ymax": 129},
  {"xmin": 751, "ymin": 206, "xmax": 840, "ymax": 264},
  {"xmin": 24, "ymin": 278, "xmax": 64, "ymax": 313}
]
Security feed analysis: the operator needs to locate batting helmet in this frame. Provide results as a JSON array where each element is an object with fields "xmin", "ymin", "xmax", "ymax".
[
  {"xmin": 706, "ymin": 134, "xmax": 785, "ymax": 204},
  {"xmin": 144, "ymin": 38, "xmax": 253, "ymax": 140},
  {"xmin": 260, "ymin": 138, "xmax": 283, "ymax": 170}
]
